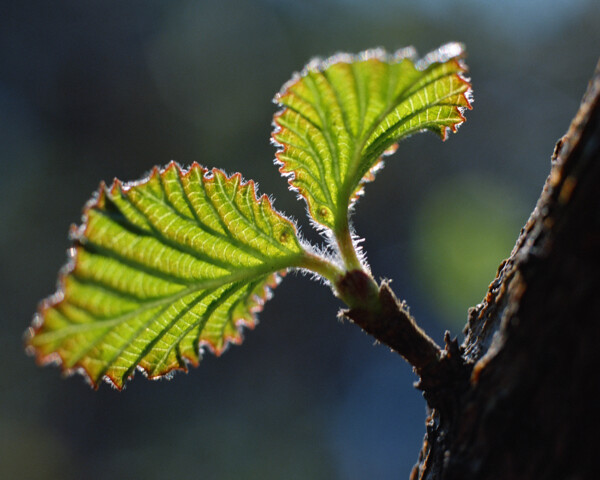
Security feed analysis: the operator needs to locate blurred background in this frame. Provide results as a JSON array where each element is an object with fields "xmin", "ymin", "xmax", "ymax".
[{"xmin": 1, "ymin": 1, "xmax": 598, "ymax": 478}]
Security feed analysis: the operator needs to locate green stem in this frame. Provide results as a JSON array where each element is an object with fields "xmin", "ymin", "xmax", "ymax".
[
  {"xmin": 298, "ymin": 251, "xmax": 345, "ymax": 285},
  {"xmin": 335, "ymin": 214, "xmax": 363, "ymax": 272}
]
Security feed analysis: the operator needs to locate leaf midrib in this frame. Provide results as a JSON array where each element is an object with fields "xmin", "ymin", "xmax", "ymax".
[
  {"xmin": 337, "ymin": 63, "xmax": 463, "ymax": 222},
  {"xmin": 33, "ymin": 256, "xmax": 302, "ymax": 344}
]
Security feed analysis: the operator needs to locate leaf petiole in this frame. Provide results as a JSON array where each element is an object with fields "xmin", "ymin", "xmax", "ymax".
[
  {"xmin": 298, "ymin": 250, "xmax": 345, "ymax": 285},
  {"xmin": 334, "ymin": 216, "xmax": 364, "ymax": 273}
]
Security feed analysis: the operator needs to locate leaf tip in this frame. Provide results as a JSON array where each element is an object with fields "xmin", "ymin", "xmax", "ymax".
[
  {"xmin": 101, "ymin": 372, "xmax": 130, "ymax": 391},
  {"xmin": 108, "ymin": 178, "xmax": 122, "ymax": 195},
  {"xmin": 166, "ymin": 159, "xmax": 179, "ymax": 169},
  {"xmin": 23, "ymin": 326, "xmax": 37, "ymax": 355}
]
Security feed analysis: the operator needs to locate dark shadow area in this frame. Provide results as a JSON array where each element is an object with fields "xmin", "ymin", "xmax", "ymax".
[{"xmin": 2, "ymin": 1, "xmax": 599, "ymax": 478}]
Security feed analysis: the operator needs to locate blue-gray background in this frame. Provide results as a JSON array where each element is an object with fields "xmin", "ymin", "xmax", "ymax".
[{"xmin": 2, "ymin": 1, "xmax": 598, "ymax": 478}]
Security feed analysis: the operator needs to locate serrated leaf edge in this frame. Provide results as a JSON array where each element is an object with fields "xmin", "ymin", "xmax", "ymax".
[
  {"xmin": 24, "ymin": 161, "xmax": 301, "ymax": 390},
  {"xmin": 270, "ymin": 43, "xmax": 473, "ymax": 231}
]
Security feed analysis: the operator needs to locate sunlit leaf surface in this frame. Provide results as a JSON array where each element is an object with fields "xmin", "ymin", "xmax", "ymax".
[
  {"xmin": 26, "ymin": 162, "xmax": 306, "ymax": 388},
  {"xmin": 272, "ymin": 43, "xmax": 472, "ymax": 230}
]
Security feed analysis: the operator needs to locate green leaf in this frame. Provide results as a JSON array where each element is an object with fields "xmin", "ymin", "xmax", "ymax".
[
  {"xmin": 272, "ymin": 43, "xmax": 472, "ymax": 231},
  {"xmin": 26, "ymin": 162, "xmax": 309, "ymax": 389}
]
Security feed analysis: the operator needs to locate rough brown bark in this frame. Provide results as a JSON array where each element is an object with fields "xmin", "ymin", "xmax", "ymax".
[
  {"xmin": 341, "ymin": 58, "xmax": 599, "ymax": 479},
  {"xmin": 405, "ymin": 59, "xmax": 600, "ymax": 479}
]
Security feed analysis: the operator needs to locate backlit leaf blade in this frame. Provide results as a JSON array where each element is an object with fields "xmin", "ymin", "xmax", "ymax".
[
  {"xmin": 26, "ymin": 162, "xmax": 307, "ymax": 389},
  {"xmin": 272, "ymin": 43, "xmax": 472, "ymax": 230}
]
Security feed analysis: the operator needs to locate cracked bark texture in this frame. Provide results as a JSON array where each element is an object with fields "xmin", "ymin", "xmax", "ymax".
[{"xmin": 408, "ymin": 59, "xmax": 600, "ymax": 480}]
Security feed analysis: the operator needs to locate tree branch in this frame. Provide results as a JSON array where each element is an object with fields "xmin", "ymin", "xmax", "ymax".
[
  {"xmin": 410, "ymin": 58, "xmax": 600, "ymax": 480},
  {"xmin": 338, "ymin": 57, "xmax": 600, "ymax": 480},
  {"xmin": 339, "ymin": 270, "xmax": 472, "ymax": 412}
]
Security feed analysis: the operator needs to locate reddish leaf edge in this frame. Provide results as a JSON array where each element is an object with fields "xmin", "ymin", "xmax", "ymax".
[
  {"xmin": 24, "ymin": 161, "xmax": 294, "ymax": 390},
  {"xmin": 270, "ymin": 43, "xmax": 473, "ymax": 225}
]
